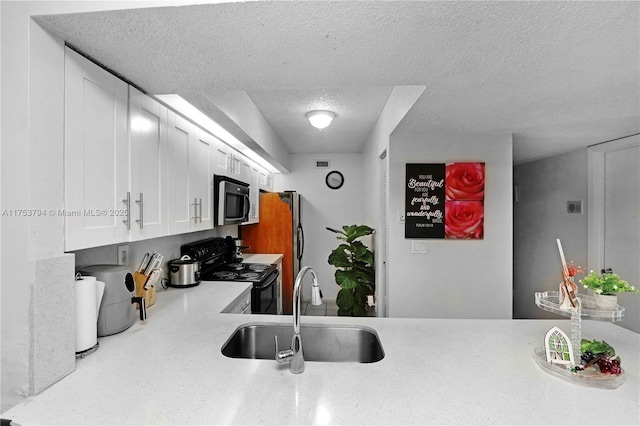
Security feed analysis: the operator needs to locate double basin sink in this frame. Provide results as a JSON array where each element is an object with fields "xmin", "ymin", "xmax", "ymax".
[{"xmin": 222, "ymin": 322, "xmax": 385, "ymax": 363}]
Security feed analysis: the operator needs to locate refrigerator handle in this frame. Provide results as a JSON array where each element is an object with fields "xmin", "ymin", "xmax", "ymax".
[{"xmin": 297, "ymin": 224, "xmax": 304, "ymax": 261}]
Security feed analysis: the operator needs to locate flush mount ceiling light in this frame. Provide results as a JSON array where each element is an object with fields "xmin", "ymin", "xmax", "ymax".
[{"xmin": 306, "ymin": 110, "xmax": 336, "ymax": 130}]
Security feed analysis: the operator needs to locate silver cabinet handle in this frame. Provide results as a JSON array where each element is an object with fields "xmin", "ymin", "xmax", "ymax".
[
  {"xmin": 192, "ymin": 198, "xmax": 201, "ymax": 223},
  {"xmin": 135, "ymin": 192, "xmax": 143, "ymax": 229},
  {"xmin": 122, "ymin": 192, "xmax": 131, "ymax": 230},
  {"xmin": 191, "ymin": 198, "xmax": 203, "ymax": 223}
]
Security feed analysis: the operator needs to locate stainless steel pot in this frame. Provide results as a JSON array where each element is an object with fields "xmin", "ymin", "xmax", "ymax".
[{"xmin": 168, "ymin": 255, "xmax": 201, "ymax": 287}]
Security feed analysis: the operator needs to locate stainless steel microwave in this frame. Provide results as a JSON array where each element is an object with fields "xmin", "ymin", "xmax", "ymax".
[{"xmin": 214, "ymin": 175, "xmax": 250, "ymax": 226}]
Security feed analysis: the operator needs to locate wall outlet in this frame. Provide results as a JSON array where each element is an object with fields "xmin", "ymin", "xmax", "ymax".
[
  {"xmin": 117, "ymin": 244, "xmax": 129, "ymax": 265},
  {"xmin": 398, "ymin": 210, "xmax": 405, "ymax": 223}
]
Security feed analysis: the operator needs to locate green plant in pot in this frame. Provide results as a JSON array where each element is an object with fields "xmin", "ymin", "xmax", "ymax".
[
  {"xmin": 579, "ymin": 269, "xmax": 638, "ymax": 310},
  {"xmin": 326, "ymin": 225, "xmax": 375, "ymax": 316}
]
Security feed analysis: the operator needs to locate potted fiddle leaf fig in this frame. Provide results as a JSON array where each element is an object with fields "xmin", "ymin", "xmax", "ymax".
[{"xmin": 326, "ymin": 225, "xmax": 375, "ymax": 316}]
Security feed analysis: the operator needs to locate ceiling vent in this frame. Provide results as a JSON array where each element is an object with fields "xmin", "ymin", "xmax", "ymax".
[{"xmin": 315, "ymin": 159, "xmax": 330, "ymax": 168}]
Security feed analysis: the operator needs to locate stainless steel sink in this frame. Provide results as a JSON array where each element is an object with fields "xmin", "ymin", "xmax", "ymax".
[{"xmin": 221, "ymin": 322, "xmax": 385, "ymax": 363}]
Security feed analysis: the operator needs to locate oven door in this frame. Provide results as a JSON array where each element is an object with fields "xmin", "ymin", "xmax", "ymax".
[{"xmin": 251, "ymin": 269, "xmax": 279, "ymax": 315}]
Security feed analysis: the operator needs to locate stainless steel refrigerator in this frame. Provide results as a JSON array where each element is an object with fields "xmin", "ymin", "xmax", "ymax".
[{"xmin": 241, "ymin": 191, "xmax": 304, "ymax": 314}]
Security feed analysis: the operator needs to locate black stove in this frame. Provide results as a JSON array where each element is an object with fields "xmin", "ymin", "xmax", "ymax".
[
  {"xmin": 205, "ymin": 262, "xmax": 277, "ymax": 284},
  {"xmin": 180, "ymin": 237, "xmax": 279, "ymax": 314}
]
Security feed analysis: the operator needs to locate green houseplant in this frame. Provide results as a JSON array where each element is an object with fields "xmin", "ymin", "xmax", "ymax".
[
  {"xmin": 580, "ymin": 270, "xmax": 638, "ymax": 295},
  {"xmin": 579, "ymin": 270, "xmax": 638, "ymax": 310},
  {"xmin": 326, "ymin": 225, "xmax": 375, "ymax": 316}
]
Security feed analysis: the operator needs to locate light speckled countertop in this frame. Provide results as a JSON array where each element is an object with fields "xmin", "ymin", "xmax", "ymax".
[
  {"xmin": 243, "ymin": 253, "xmax": 283, "ymax": 264},
  {"xmin": 3, "ymin": 275, "xmax": 639, "ymax": 425}
]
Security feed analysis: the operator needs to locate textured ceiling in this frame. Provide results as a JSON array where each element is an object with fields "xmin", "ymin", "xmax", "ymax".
[
  {"xmin": 36, "ymin": 0, "xmax": 639, "ymax": 163},
  {"xmin": 246, "ymin": 87, "xmax": 394, "ymax": 153}
]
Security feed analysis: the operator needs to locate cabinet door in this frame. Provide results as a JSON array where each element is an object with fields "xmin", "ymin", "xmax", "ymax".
[
  {"xmin": 213, "ymin": 139, "xmax": 231, "ymax": 177},
  {"xmin": 64, "ymin": 47, "xmax": 129, "ymax": 251},
  {"xmin": 191, "ymin": 127, "xmax": 213, "ymax": 230},
  {"xmin": 166, "ymin": 111, "xmax": 193, "ymax": 235},
  {"xmin": 259, "ymin": 170, "xmax": 268, "ymax": 191},
  {"xmin": 239, "ymin": 157, "xmax": 251, "ymax": 185},
  {"xmin": 259, "ymin": 168, "xmax": 274, "ymax": 192},
  {"xmin": 129, "ymin": 88, "xmax": 168, "ymax": 240},
  {"xmin": 229, "ymin": 154, "xmax": 242, "ymax": 178}
]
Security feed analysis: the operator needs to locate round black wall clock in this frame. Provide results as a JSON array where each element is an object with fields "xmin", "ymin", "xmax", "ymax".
[{"xmin": 325, "ymin": 171, "xmax": 344, "ymax": 190}]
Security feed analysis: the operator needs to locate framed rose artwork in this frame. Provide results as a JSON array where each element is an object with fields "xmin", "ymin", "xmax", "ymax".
[{"xmin": 405, "ymin": 162, "xmax": 485, "ymax": 239}]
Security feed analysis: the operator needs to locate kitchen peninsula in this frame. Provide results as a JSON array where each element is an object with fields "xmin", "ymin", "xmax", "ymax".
[{"xmin": 2, "ymin": 282, "xmax": 638, "ymax": 425}]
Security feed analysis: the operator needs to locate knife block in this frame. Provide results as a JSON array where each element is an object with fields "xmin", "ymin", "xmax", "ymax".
[{"xmin": 133, "ymin": 271, "xmax": 156, "ymax": 308}]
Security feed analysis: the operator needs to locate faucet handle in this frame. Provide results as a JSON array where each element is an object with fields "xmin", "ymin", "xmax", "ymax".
[{"xmin": 274, "ymin": 335, "xmax": 294, "ymax": 363}]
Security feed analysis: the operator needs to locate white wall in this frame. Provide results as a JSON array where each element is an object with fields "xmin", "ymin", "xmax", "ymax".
[
  {"xmin": 361, "ymin": 85, "xmax": 425, "ymax": 316},
  {"xmin": 274, "ymin": 153, "xmax": 364, "ymax": 301},
  {"xmin": 513, "ymin": 149, "xmax": 588, "ymax": 320},
  {"xmin": 1, "ymin": 1, "xmax": 33, "ymax": 411},
  {"xmin": 387, "ymin": 132, "xmax": 513, "ymax": 319}
]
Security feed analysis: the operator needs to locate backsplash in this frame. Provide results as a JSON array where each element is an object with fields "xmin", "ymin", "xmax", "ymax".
[{"xmin": 72, "ymin": 226, "xmax": 238, "ymax": 285}]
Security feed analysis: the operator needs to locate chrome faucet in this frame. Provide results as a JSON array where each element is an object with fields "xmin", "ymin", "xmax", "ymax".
[{"xmin": 274, "ymin": 266, "xmax": 323, "ymax": 373}]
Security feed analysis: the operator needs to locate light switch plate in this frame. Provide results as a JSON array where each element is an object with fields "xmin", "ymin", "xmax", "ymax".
[
  {"xmin": 411, "ymin": 240, "xmax": 427, "ymax": 254},
  {"xmin": 567, "ymin": 200, "xmax": 583, "ymax": 214}
]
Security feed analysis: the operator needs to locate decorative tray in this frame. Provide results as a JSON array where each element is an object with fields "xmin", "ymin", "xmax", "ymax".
[
  {"xmin": 534, "ymin": 291, "xmax": 625, "ymax": 321},
  {"xmin": 533, "ymin": 346, "xmax": 624, "ymax": 389}
]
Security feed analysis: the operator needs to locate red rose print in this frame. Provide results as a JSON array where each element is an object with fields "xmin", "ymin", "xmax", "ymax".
[
  {"xmin": 444, "ymin": 201, "xmax": 484, "ymax": 239},
  {"xmin": 445, "ymin": 162, "xmax": 485, "ymax": 201}
]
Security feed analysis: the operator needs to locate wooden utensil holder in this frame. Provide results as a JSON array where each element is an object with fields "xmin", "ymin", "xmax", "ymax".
[{"xmin": 133, "ymin": 271, "xmax": 156, "ymax": 308}]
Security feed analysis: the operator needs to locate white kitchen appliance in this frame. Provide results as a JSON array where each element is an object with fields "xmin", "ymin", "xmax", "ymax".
[{"xmin": 78, "ymin": 265, "xmax": 146, "ymax": 336}]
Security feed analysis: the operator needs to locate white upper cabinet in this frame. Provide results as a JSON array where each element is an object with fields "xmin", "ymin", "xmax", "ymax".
[
  {"xmin": 190, "ymin": 127, "xmax": 214, "ymax": 230},
  {"xmin": 64, "ymin": 47, "xmax": 129, "ymax": 251},
  {"xmin": 64, "ymin": 47, "xmax": 272, "ymax": 248},
  {"xmin": 213, "ymin": 138, "xmax": 250, "ymax": 183},
  {"xmin": 229, "ymin": 154, "xmax": 242, "ymax": 179},
  {"xmin": 166, "ymin": 110, "xmax": 213, "ymax": 234},
  {"xmin": 239, "ymin": 157, "xmax": 251, "ymax": 186},
  {"xmin": 213, "ymin": 138, "xmax": 232, "ymax": 177},
  {"xmin": 259, "ymin": 168, "xmax": 274, "ymax": 192},
  {"xmin": 167, "ymin": 111, "xmax": 194, "ymax": 234},
  {"xmin": 129, "ymin": 87, "xmax": 168, "ymax": 240}
]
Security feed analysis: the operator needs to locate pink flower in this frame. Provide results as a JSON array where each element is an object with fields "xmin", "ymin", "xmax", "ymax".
[
  {"xmin": 567, "ymin": 261, "xmax": 583, "ymax": 278},
  {"xmin": 445, "ymin": 163, "xmax": 485, "ymax": 201},
  {"xmin": 445, "ymin": 201, "xmax": 484, "ymax": 239}
]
